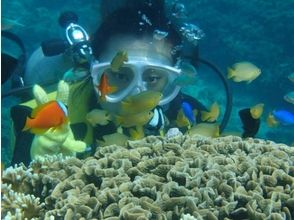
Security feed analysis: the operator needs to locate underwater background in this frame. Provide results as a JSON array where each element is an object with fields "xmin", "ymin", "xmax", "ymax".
[
  {"xmin": 1, "ymin": 0, "xmax": 294, "ymax": 166},
  {"xmin": 1, "ymin": 1, "xmax": 294, "ymax": 219}
]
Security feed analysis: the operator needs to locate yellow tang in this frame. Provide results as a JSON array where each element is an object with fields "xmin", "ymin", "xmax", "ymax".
[
  {"xmin": 250, "ymin": 103, "xmax": 264, "ymax": 119},
  {"xmin": 227, "ymin": 61, "xmax": 261, "ymax": 83}
]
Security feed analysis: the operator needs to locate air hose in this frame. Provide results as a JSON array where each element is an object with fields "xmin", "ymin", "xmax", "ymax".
[{"xmin": 197, "ymin": 57, "xmax": 232, "ymax": 133}]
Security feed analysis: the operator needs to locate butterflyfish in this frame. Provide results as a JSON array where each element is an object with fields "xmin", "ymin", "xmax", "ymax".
[
  {"xmin": 22, "ymin": 100, "xmax": 68, "ymax": 134},
  {"xmin": 227, "ymin": 62, "xmax": 261, "ymax": 83},
  {"xmin": 111, "ymin": 51, "xmax": 128, "ymax": 72}
]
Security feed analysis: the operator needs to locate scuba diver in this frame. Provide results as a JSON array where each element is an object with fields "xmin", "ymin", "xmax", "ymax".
[{"xmin": 7, "ymin": 0, "xmax": 233, "ymax": 166}]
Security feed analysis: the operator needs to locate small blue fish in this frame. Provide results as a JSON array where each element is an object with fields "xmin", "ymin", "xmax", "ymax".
[
  {"xmin": 272, "ymin": 110, "xmax": 294, "ymax": 125},
  {"xmin": 181, "ymin": 101, "xmax": 196, "ymax": 125}
]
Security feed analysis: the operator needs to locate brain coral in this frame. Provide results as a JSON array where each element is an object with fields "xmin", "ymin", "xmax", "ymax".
[{"xmin": 1, "ymin": 134, "xmax": 294, "ymax": 219}]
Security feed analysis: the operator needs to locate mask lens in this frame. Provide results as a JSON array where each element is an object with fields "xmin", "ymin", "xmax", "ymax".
[
  {"xmin": 142, "ymin": 68, "xmax": 169, "ymax": 92},
  {"xmin": 103, "ymin": 67, "xmax": 135, "ymax": 95}
]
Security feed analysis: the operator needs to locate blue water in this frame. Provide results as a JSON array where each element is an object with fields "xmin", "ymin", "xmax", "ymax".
[{"xmin": 2, "ymin": 0, "xmax": 294, "ymax": 167}]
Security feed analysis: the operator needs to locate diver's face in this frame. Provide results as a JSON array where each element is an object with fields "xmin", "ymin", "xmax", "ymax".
[
  {"xmin": 95, "ymin": 36, "xmax": 181, "ymax": 111},
  {"xmin": 105, "ymin": 63, "xmax": 169, "ymax": 96}
]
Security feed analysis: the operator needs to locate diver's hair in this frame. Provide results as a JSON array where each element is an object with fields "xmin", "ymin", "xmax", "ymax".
[{"xmin": 92, "ymin": 0, "xmax": 182, "ymax": 64}]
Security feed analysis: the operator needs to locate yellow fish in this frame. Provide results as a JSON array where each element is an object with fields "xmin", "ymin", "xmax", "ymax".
[
  {"xmin": 266, "ymin": 113, "xmax": 279, "ymax": 127},
  {"xmin": 250, "ymin": 103, "xmax": 264, "ymax": 119},
  {"xmin": 120, "ymin": 91, "xmax": 162, "ymax": 115},
  {"xmin": 97, "ymin": 132, "xmax": 129, "ymax": 147},
  {"xmin": 86, "ymin": 109, "xmax": 111, "ymax": 126},
  {"xmin": 129, "ymin": 126, "xmax": 145, "ymax": 140},
  {"xmin": 201, "ymin": 102, "xmax": 220, "ymax": 122},
  {"xmin": 175, "ymin": 109, "xmax": 191, "ymax": 128},
  {"xmin": 115, "ymin": 111, "xmax": 154, "ymax": 128},
  {"xmin": 186, "ymin": 123, "xmax": 220, "ymax": 137},
  {"xmin": 227, "ymin": 62, "xmax": 261, "ymax": 83},
  {"xmin": 111, "ymin": 51, "xmax": 128, "ymax": 72}
]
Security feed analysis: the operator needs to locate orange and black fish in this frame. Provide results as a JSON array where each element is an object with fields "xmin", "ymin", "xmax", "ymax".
[
  {"xmin": 97, "ymin": 72, "xmax": 117, "ymax": 101},
  {"xmin": 22, "ymin": 100, "xmax": 68, "ymax": 134}
]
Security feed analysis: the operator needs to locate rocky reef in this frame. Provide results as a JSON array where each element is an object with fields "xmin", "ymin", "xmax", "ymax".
[{"xmin": 1, "ymin": 134, "xmax": 294, "ymax": 219}]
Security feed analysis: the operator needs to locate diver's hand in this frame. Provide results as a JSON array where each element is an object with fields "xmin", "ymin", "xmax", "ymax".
[{"xmin": 30, "ymin": 81, "xmax": 87, "ymax": 160}]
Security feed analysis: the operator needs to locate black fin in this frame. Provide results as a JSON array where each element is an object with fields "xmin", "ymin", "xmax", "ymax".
[
  {"xmin": 239, "ymin": 108, "xmax": 260, "ymax": 138},
  {"xmin": 10, "ymin": 105, "xmax": 32, "ymax": 134},
  {"xmin": 70, "ymin": 122, "xmax": 88, "ymax": 140},
  {"xmin": 10, "ymin": 105, "xmax": 34, "ymax": 166},
  {"xmin": 11, "ymin": 132, "xmax": 34, "ymax": 166}
]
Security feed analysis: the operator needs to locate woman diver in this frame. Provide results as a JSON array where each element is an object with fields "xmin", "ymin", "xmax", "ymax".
[{"xmin": 8, "ymin": 0, "xmax": 232, "ymax": 165}]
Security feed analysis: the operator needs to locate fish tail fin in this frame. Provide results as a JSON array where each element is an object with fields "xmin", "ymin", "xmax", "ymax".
[{"xmin": 227, "ymin": 67, "xmax": 235, "ymax": 79}]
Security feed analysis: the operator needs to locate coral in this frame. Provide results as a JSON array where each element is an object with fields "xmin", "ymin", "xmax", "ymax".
[
  {"xmin": 1, "ymin": 134, "xmax": 294, "ymax": 219},
  {"xmin": 1, "ymin": 184, "xmax": 45, "ymax": 219}
]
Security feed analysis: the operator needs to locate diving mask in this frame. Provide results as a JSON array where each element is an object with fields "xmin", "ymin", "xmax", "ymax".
[{"xmin": 91, "ymin": 58, "xmax": 181, "ymax": 105}]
